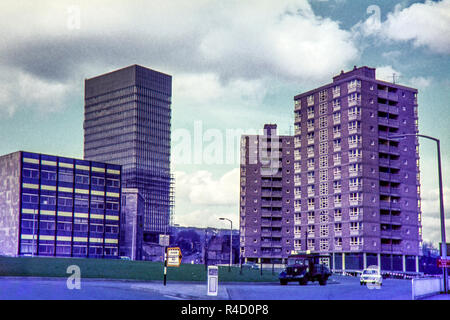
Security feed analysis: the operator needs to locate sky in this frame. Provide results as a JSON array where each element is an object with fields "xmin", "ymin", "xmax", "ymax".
[{"xmin": 0, "ymin": 0, "xmax": 449, "ymax": 246}]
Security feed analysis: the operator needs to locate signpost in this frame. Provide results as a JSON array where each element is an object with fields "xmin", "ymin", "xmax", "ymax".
[
  {"xmin": 167, "ymin": 247, "xmax": 182, "ymax": 267},
  {"xmin": 159, "ymin": 234, "xmax": 170, "ymax": 286},
  {"xmin": 438, "ymin": 258, "xmax": 450, "ymax": 268},
  {"xmin": 162, "ymin": 246, "xmax": 182, "ymax": 286}
]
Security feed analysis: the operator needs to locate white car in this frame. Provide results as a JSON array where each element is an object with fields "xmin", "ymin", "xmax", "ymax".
[{"xmin": 360, "ymin": 266, "xmax": 383, "ymax": 286}]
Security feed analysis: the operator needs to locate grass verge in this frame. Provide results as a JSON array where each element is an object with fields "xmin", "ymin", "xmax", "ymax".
[{"xmin": 0, "ymin": 256, "xmax": 279, "ymax": 282}]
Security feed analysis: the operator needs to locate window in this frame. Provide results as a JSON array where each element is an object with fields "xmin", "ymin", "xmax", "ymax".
[
  {"xmin": 320, "ymin": 196, "xmax": 328, "ymax": 209},
  {"xmin": 350, "ymin": 207, "xmax": 361, "ymax": 217},
  {"xmin": 334, "ymin": 209, "xmax": 342, "ymax": 220},
  {"xmin": 319, "ymin": 129, "xmax": 328, "ymax": 142},
  {"xmin": 319, "ymin": 116, "xmax": 328, "ymax": 129},
  {"xmin": 333, "ymin": 153, "xmax": 341, "ymax": 165},
  {"xmin": 349, "ymin": 192, "xmax": 362, "ymax": 202},
  {"xmin": 320, "ymin": 210, "xmax": 329, "ymax": 223},
  {"xmin": 334, "ymin": 194, "xmax": 342, "ymax": 205},
  {"xmin": 319, "ymin": 102, "xmax": 327, "ymax": 115},
  {"xmin": 319, "ymin": 155, "xmax": 328, "ymax": 168},
  {"xmin": 320, "ymin": 225, "xmax": 329, "ymax": 237},
  {"xmin": 319, "ymin": 183, "xmax": 328, "ymax": 196},
  {"xmin": 333, "ymin": 180, "xmax": 341, "ymax": 193},
  {"xmin": 23, "ymin": 168, "xmax": 39, "ymax": 179},
  {"xmin": 319, "ymin": 142, "xmax": 328, "ymax": 155},
  {"xmin": 350, "ymin": 222, "xmax": 362, "ymax": 231},
  {"xmin": 335, "ymin": 237, "xmax": 342, "ymax": 246},
  {"xmin": 334, "ymin": 223, "xmax": 342, "ymax": 232},
  {"xmin": 350, "ymin": 237, "xmax": 363, "ymax": 246}
]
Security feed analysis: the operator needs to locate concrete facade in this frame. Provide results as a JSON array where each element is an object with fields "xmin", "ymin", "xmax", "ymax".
[
  {"xmin": 0, "ymin": 151, "xmax": 121, "ymax": 258},
  {"xmin": 293, "ymin": 66, "xmax": 421, "ymax": 272},
  {"xmin": 239, "ymin": 124, "xmax": 295, "ymax": 264},
  {"xmin": 119, "ymin": 188, "xmax": 144, "ymax": 260},
  {"xmin": 84, "ymin": 64, "xmax": 174, "ymax": 240}
]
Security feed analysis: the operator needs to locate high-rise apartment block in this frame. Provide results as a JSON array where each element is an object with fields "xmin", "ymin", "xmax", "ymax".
[
  {"xmin": 293, "ymin": 66, "xmax": 421, "ymax": 272},
  {"xmin": 0, "ymin": 151, "xmax": 121, "ymax": 258},
  {"xmin": 84, "ymin": 65, "xmax": 174, "ymax": 241},
  {"xmin": 239, "ymin": 124, "xmax": 294, "ymax": 265}
]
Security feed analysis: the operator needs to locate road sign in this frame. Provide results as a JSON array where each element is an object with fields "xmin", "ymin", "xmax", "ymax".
[
  {"xmin": 159, "ymin": 234, "xmax": 170, "ymax": 247},
  {"xmin": 167, "ymin": 247, "xmax": 182, "ymax": 267},
  {"xmin": 438, "ymin": 258, "xmax": 450, "ymax": 268}
]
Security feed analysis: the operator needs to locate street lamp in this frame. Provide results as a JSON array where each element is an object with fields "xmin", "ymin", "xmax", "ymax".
[
  {"xmin": 219, "ymin": 218, "xmax": 233, "ymax": 272},
  {"xmin": 389, "ymin": 133, "xmax": 447, "ymax": 293}
]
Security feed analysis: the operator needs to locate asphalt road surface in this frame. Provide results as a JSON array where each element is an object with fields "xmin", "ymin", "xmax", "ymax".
[{"xmin": 0, "ymin": 275, "xmax": 443, "ymax": 300}]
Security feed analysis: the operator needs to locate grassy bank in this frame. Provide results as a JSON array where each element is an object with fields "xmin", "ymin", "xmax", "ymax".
[{"xmin": 0, "ymin": 256, "xmax": 279, "ymax": 282}]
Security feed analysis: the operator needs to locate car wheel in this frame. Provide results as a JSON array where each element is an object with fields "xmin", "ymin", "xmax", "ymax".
[
  {"xmin": 280, "ymin": 280, "xmax": 287, "ymax": 285},
  {"xmin": 299, "ymin": 278, "xmax": 307, "ymax": 286},
  {"xmin": 319, "ymin": 277, "xmax": 327, "ymax": 286}
]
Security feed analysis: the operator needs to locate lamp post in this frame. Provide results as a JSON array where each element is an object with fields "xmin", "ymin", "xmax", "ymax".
[
  {"xmin": 389, "ymin": 133, "xmax": 447, "ymax": 293},
  {"xmin": 219, "ymin": 218, "xmax": 233, "ymax": 272}
]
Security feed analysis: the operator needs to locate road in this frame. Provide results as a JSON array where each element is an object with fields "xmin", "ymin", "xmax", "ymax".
[{"xmin": 0, "ymin": 275, "xmax": 446, "ymax": 300}]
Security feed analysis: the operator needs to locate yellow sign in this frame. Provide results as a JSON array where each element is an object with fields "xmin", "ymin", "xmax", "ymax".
[{"xmin": 166, "ymin": 247, "xmax": 182, "ymax": 267}]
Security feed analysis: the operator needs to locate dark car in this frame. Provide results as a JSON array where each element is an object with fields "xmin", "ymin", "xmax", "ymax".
[{"xmin": 279, "ymin": 252, "xmax": 332, "ymax": 286}]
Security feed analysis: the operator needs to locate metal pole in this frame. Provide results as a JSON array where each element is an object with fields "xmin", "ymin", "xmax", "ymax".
[
  {"xmin": 230, "ymin": 221, "xmax": 233, "ymax": 272},
  {"xmin": 32, "ymin": 209, "xmax": 36, "ymax": 257},
  {"xmin": 436, "ymin": 139, "xmax": 448, "ymax": 293},
  {"xmin": 163, "ymin": 246, "xmax": 167, "ymax": 286},
  {"xmin": 390, "ymin": 133, "xmax": 447, "ymax": 293}
]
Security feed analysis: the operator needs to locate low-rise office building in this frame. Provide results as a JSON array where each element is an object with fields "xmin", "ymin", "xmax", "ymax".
[{"xmin": 0, "ymin": 151, "xmax": 121, "ymax": 258}]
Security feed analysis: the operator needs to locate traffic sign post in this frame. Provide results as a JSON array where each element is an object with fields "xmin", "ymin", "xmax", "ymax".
[
  {"xmin": 167, "ymin": 247, "xmax": 182, "ymax": 267},
  {"xmin": 438, "ymin": 258, "xmax": 450, "ymax": 268},
  {"xmin": 159, "ymin": 235, "xmax": 170, "ymax": 286}
]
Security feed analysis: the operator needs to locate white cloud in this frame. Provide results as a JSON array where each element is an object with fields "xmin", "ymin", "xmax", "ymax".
[
  {"xmin": 408, "ymin": 76, "xmax": 432, "ymax": 89},
  {"xmin": 0, "ymin": 0, "xmax": 360, "ymax": 116},
  {"xmin": 375, "ymin": 65, "xmax": 401, "ymax": 83},
  {"xmin": 355, "ymin": 0, "xmax": 450, "ymax": 54},
  {"xmin": 0, "ymin": 68, "xmax": 72, "ymax": 117},
  {"xmin": 174, "ymin": 207, "xmax": 237, "ymax": 230},
  {"xmin": 174, "ymin": 168, "xmax": 239, "ymax": 206}
]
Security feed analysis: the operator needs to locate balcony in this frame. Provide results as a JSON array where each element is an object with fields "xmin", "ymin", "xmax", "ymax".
[
  {"xmin": 332, "ymin": 88, "xmax": 340, "ymax": 98},
  {"xmin": 334, "ymin": 230, "xmax": 342, "ymax": 237},
  {"xmin": 348, "ymin": 127, "xmax": 361, "ymax": 135},
  {"xmin": 334, "ymin": 245, "xmax": 342, "ymax": 251},
  {"xmin": 349, "ymin": 199, "xmax": 362, "ymax": 206},
  {"xmin": 307, "ymin": 126, "xmax": 314, "ymax": 133},
  {"xmin": 350, "ymin": 229, "xmax": 362, "ymax": 236},
  {"xmin": 348, "ymin": 141, "xmax": 362, "ymax": 149},
  {"xmin": 348, "ymin": 99, "xmax": 361, "ymax": 107},
  {"xmin": 333, "ymin": 117, "xmax": 341, "ymax": 125},
  {"xmin": 350, "ymin": 245, "xmax": 362, "ymax": 251},
  {"xmin": 348, "ymin": 170, "xmax": 362, "ymax": 178},
  {"xmin": 378, "ymin": 117, "xmax": 399, "ymax": 128},
  {"xmin": 307, "ymin": 138, "xmax": 314, "ymax": 145},
  {"xmin": 348, "ymin": 156, "xmax": 362, "ymax": 164},
  {"xmin": 349, "ymin": 213, "xmax": 362, "ymax": 221},
  {"xmin": 334, "ymin": 201, "xmax": 342, "ymax": 208},
  {"xmin": 348, "ymin": 113, "xmax": 361, "ymax": 121},
  {"xmin": 349, "ymin": 184, "xmax": 362, "ymax": 192}
]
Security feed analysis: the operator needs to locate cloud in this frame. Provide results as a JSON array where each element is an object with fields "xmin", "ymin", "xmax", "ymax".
[
  {"xmin": 0, "ymin": 68, "xmax": 72, "ymax": 117},
  {"xmin": 173, "ymin": 168, "xmax": 240, "ymax": 228},
  {"xmin": 375, "ymin": 65, "xmax": 401, "ymax": 83},
  {"xmin": 354, "ymin": 0, "xmax": 450, "ymax": 54},
  {"xmin": 174, "ymin": 168, "xmax": 239, "ymax": 206},
  {"xmin": 0, "ymin": 0, "xmax": 360, "ymax": 116},
  {"xmin": 174, "ymin": 207, "xmax": 237, "ymax": 230}
]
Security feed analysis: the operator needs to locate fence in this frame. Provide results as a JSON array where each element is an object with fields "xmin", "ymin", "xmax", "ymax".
[{"xmin": 411, "ymin": 276, "xmax": 446, "ymax": 300}]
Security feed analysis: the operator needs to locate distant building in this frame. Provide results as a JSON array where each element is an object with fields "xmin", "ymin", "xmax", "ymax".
[
  {"xmin": 293, "ymin": 66, "xmax": 421, "ymax": 273},
  {"xmin": 0, "ymin": 151, "xmax": 121, "ymax": 258},
  {"xmin": 239, "ymin": 124, "xmax": 295, "ymax": 265},
  {"xmin": 84, "ymin": 64, "xmax": 174, "ymax": 242},
  {"xmin": 119, "ymin": 188, "xmax": 144, "ymax": 260}
]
